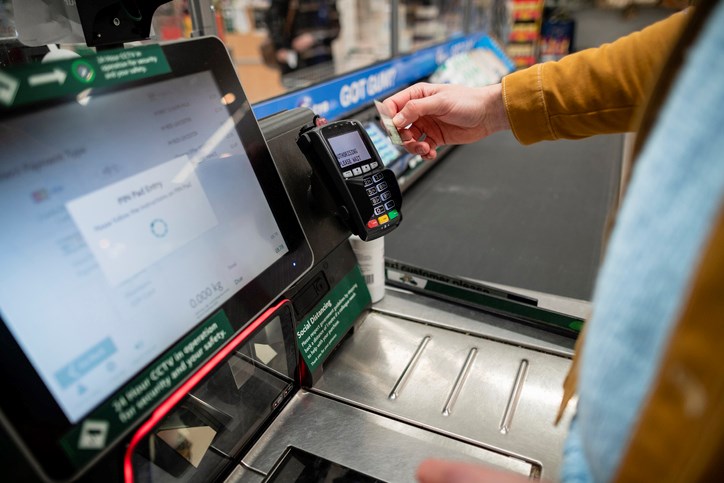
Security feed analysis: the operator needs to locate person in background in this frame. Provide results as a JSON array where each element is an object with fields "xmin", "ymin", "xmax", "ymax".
[
  {"xmin": 384, "ymin": 0, "xmax": 724, "ymax": 480},
  {"xmin": 265, "ymin": 0, "xmax": 340, "ymax": 75}
]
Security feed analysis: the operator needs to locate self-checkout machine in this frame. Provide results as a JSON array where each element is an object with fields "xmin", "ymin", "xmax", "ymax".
[{"xmin": 0, "ymin": 2, "xmax": 581, "ymax": 482}]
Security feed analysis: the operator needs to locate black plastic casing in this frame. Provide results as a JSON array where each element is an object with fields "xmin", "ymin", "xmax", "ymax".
[{"xmin": 297, "ymin": 120, "xmax": 403, "ymax": 241}]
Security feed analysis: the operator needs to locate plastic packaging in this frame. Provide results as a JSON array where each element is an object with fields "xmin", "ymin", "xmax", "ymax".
[{"xmin": 348, "ymin": 235, "xmax": 385, "ymax": 303}]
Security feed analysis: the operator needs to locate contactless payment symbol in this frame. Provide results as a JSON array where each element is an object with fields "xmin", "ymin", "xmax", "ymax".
[
  {"xmin": 71, "ymin": 60, "xmax": 96, "ymax": 84},
  {"xmin": 78, "ymin": 420, "xmax": 109, "ymax": 450}
]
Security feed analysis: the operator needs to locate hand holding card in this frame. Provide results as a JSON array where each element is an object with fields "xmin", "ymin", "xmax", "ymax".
[
  {"xmin": 381, "ymin": 83, "xmax": 510, "ymax": 161},
  {"xmin": 374, "ymin": 99, "xmax": 404, "ymax": 145}
]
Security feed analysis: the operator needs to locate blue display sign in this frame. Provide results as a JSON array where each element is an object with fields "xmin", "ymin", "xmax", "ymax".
[{"xmin": 252, "ymin": 33, "xmax": 513, "ymax": 121}]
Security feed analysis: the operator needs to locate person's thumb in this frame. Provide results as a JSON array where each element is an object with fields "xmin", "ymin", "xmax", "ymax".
[{"xmin": 392, "ymin": 95, "xmax": 443, "ymax": 128}]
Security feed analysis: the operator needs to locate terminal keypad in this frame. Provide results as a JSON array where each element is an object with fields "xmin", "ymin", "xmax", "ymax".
[{"xmin": 361, "ymin": 169, "xmax": 399, "ymax": 229}]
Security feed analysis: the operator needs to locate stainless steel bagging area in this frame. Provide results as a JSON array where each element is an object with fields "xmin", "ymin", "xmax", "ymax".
[{"xmin": 228, "ymin": 288, "xmax": 578, "ymax": 482}]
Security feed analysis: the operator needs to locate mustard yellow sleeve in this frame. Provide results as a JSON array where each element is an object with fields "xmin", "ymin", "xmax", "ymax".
[{"xmin": 502, "ymin": 10, "xmax": 690, "ymax": 145}]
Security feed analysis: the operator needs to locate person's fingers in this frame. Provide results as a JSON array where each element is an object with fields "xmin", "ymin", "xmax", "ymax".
[
  {"xmin": 399, "ymin": 122, "xmax": 442, "ymax": 158},
  {"xmin": 291, "ymin": 33, "xmax": 315, "ymax": 51},
  {"xmin": 275, "ymin": 49, "xmax": 288, "ymax": 62},
  {"xmin": 417, "ymin": 459, "xmax": 452, "ymax": 483},
  {"xmin": 400, "ymin": 124, "xmax": 424, "ymax": 142},
  {"xmin": 401, "ymin": 141, "xmax": 428, "ymax": 156},
  {"xmin": 399, "ymin": 129, "xmax": 415, "ymax": 143},
  {"xmin": 392, "ymin": 95, "xmax": 446, "ymax": 129},
  {"xmin": 382, "ymin": 97, "xmax": 401, "ymax": 118},
  {"xmin": 398, "ymin": 136, "xmax": 431, "ymax": 157},
  {"xmin": 416, "ymin": 140, "xmax": 437, "ymax": 160},
  {"xmin": 422, "ymin": 149, "xmax": 437, "ymax": 161},
  {"xmin": 382, "ymin": 83, "xmax": 426, "ymax": 116},
  {"xmin": 417, "ymin": 459, "xmax": 535, "ymax": 483},
  {"xmin": 382, "ymin": 83, "xmax": 438, "ymax": 119}
]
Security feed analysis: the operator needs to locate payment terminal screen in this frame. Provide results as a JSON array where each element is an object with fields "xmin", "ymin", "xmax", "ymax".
[
  {"xmin": 0, "ymin": 71, "xmax": 288, "ymax": 422},
  {"xmin": 327, "ymin": 131, "xmax": 372, "ymax": 169}
]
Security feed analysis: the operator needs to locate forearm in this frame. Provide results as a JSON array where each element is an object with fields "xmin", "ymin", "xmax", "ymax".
[
  {"xmin": 483, "ymin": 83, "xmax": 511, "ymax": 135},
  {"xmin": 502, "ymin": 10, "xmax": 690, "ymax": 144}
]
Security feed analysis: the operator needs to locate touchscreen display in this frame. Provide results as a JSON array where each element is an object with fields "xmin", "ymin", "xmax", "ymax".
[
  {"xmin": 0, "ymin": 71, "xmax": 288, "ymax": 423},
  {"xmin": 327, "ymin": 131, "xmax": 372, "ymax": 169}
]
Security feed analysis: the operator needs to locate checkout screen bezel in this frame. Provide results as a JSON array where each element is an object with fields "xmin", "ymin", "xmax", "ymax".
[{"xmin": 0, "ymin": 37, "xmax": 312, "ymax": 479}]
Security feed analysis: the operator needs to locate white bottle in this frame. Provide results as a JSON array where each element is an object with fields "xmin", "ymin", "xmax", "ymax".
[{"xmin": 348, "ymin": 235, "xmax": 385, "ymax": 303}]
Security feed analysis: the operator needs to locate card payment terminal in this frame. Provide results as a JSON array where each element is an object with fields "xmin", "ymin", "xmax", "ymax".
[{"xmin": 297, "ymin": 120, "xmax": 403, "ymax": 241}]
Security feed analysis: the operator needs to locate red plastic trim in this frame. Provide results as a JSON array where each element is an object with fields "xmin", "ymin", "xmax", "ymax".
[{"xmin": 123, "ymin": 299, "xmax": 290, "ymax": 483}]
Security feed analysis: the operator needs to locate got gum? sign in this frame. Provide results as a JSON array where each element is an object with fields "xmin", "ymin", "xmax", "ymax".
[{"xmin": 339, "ymin": 68, "xmax": 397, "ymax": 108}]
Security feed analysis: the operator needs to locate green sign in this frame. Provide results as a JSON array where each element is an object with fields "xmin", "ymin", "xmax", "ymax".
[
  {"xmin": 0, "ymin": 44, "xmax": 171, "ymax": 108},
  {"xmin": 386, "ymin": 260, "xmax": 584, "ymax": 335},
  {"xmin": 60, "ymin": 310, "xmax": 234, "ymax": 468},
  {"xmin": 296, "ymin": 266, "xmax": 372, "ymax": 371}
]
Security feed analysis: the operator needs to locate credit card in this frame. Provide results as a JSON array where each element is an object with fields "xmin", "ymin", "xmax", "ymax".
[{"xmin": 374, "ymin": 100, "xmax": 404, "ymax": 145}]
